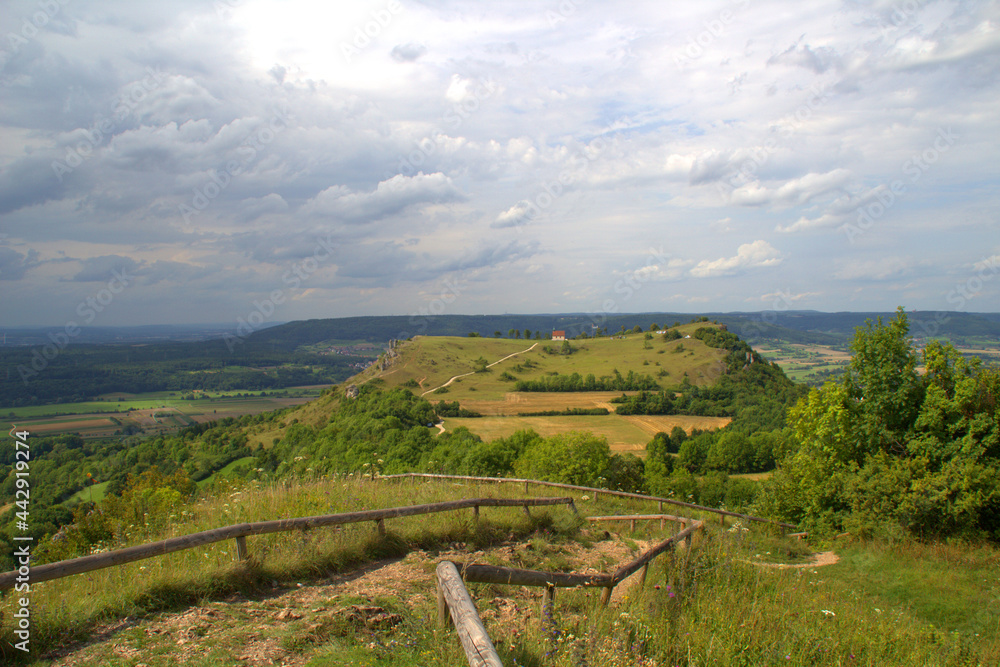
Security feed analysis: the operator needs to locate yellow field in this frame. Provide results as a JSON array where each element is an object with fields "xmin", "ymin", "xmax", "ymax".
[
  {"xmin": 445, "ymin": 413, "xmax": 730, "ymax": 457},
  {"xmin": 458, "ymin": 391, "xmax": 633, "ymax": 415}
]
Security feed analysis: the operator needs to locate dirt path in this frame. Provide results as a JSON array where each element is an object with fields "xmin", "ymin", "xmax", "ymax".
[
  {"xmin": 748, "ymin": 551, "xmax": 840, "ymax": 570},
  {"xmin": 421, "ymin": 343, "xmax": 538, "ymax": 396}
]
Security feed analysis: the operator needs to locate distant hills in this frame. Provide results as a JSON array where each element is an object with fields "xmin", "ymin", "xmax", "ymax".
[{"xmin": 245, "ymin": 310, "xmax": 1000, "ymax": 348}]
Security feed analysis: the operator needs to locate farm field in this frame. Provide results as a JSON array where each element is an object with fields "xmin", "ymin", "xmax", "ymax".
[
  {"xmin": 1, "ymin": 386, "xmax": 327, "ymax": 438},
  {"xmin": 446, "ymin": 413, "xmax": 730, "ymax": 456},
  {"xmin": 456, "ymin": 390, "xmax": 634, "ymax": 415},
  {"xmin": 757, "ymin": 339, "xmax": 999, "ymax": 386},
  {"xmin": 755, "ymin": 342, "xmax": 851, "ymax": 385}
]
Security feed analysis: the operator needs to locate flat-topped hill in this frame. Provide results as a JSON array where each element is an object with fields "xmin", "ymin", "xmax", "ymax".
[{"xmin": 344, "ymin": 323, "xmax": 736, "ymax": 454}]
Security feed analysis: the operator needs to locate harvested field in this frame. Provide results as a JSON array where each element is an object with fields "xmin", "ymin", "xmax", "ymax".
[
  {"xmin": 23, "ymin": 417, "xmax": 116, "ymax": 433},
  {"xmin": 459, "ymin": 391, "xmax": 634, "ymax": 415},
  {"xmin": 445, "ymin": 413, "xmax": 729, "ymax": 456}
]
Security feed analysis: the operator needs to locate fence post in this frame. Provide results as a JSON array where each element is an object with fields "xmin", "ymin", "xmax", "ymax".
[
  {"xmin": 235, "ymin": 535, "xmax": 248, "ymax": 561},
  {"xmin": 473, "ymin": 505, "xmax": 480, "ymax": 524},
  {"xmin": 542, "ymin": 585, "xmax": 555, "ymax": 619},
  {"xmin": 639, "ymin": 562, "xmax": 649, "ymax": 588},
  {"xmin": 600, "ymin": 585, "xmax": 612, "ymax": 607},
  {"xmin": 376, "ymin": 518, "xmax": 386, "ymax": 537},
  {"xmin": 629, "ymin": 519, "xmax": 637, "ymax": 532},
  {"xmin": 437, "ymin": 578, "xmax": 451, "ymax": 627}
]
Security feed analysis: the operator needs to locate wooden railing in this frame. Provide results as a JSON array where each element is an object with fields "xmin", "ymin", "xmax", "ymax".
[
  {"xmin": 0, "ymin": 496, "xmax": 575, "ymax": 591},
  {"xmin": 381, "ymin": 472, "xmax": 796, "ymax": 530},
  {"xmin": 439, "ymin": 514, "xmax": 705, "ymax": 665},
  {"xmin": 456, "ymin": 516, "xmax": 704, "ymax": 606}
]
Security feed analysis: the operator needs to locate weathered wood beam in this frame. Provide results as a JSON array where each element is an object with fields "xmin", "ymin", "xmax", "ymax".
[{"xmin": 436, "ymin": 561, "xmax": 503, "ymax": 667}]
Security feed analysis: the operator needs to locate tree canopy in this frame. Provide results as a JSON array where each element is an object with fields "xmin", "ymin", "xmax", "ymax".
[{"xmin": 757, "ymin": 307, "xmax": 1000, "ymax": 540}]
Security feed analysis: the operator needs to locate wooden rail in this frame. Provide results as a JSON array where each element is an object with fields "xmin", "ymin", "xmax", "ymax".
[
  {"xmin": 454, "ymin": 515, "xmax": 704, "ymax": 605},
  {"xmin": 381, "ymin": 473, "xmax": 795, "ymax": 529},
  {"xmin": 0, "ymin": 496, "xmax": 574, "ymax": 591},
  {"xmin": 436, "ymin": 561, "xmax": 504, "ymax": 667},
  {"xmin": 458, "ymin": 563, "xmax": 612, "ymax": 589}
]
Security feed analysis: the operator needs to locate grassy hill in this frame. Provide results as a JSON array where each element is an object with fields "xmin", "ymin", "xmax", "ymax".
[
  {"xmin": 344, "ymin": 322, "xmax": 734, "ymax": 454},
  {"xmin": 362, "ymin": 324, "xmax": 727, "ymax": 399}
]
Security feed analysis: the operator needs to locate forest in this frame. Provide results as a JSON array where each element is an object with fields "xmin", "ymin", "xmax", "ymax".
[{"xmin": 0, "ymin": 338, "xmax": 374, "ymax": 406}]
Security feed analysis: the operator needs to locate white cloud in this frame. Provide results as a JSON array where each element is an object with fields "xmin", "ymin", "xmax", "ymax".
[
  {"xmin": 304, "ymin": 173, "xmax": 465, "ymax": 222},
  {"xmin": 691, "ymin": 241, "xmax": 783, "ymax": 278},
  {"xmin": 729, "ymin": 169, "xmax": 853, "ymax": 208},
  {"xmin": 834, "ymin": 257, "xmax": 916, "ymax": 281}
]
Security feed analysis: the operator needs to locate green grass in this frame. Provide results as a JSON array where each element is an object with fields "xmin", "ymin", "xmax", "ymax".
[
  {"xmin": 66, "ymin": 480, "xmax": 109, "ymax": 504},
  {"xmin": 196, "ymin": 456, "xmax": 257, "ymax": 488},
  {"xmin": 361, "ymin": 324, "xmax": 728, "ymax": 403},
  {"xmin": 3, "ymin": 477, "xmax": 996, "ymax": 666}
]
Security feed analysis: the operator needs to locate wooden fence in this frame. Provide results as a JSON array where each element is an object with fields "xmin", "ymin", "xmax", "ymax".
[
  {"xmin": 456, "ymin": 516, "xmax": 704, "ymax": 606},
  {"xmin": 439, "ymin": 514, "xmax": 705, "ymax": 665},
  {"xmin": 0, "ymin": 496, "xmax": 574, "ymax": 591},
  {"xmin": 381, "ymin": 472, "xmax": 796, "ymax": 530}
]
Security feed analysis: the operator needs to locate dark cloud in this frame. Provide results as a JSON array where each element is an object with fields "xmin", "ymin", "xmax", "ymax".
[
  {"xmin": 69, "ymin": 255, "xmax": 143, "ymax": 282},
  {"xmin": 390, "ymin": 43, "xmax": 427, "ymax": 62},
  {"xmin": 0, "ymin": 245, "xmax": 39, "ymax": 280}
]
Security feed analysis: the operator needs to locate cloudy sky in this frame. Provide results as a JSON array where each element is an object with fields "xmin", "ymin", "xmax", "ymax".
[{"xmin": 1, "ymin": 0, "xmax": 998, "ymax": 328}]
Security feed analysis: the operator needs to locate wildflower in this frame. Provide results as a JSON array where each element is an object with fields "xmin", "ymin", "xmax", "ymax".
[{"xmin": 821, "ymin": 610, "xmax": 835, "ymax": 616}]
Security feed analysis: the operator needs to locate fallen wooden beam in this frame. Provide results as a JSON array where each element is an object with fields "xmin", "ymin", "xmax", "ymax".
[{"xmin": 437, "ymin": 561, "xmax": 504, "ymax": 667}]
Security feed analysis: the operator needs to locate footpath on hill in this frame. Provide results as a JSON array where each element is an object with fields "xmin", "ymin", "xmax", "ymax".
[{"xmin": 420, "ymin": 342, "xmax": 539, "ymax": 396}]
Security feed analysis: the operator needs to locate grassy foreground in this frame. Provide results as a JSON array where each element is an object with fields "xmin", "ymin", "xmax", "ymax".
[{"xmin": 2, "ymin": 477, "xmax": 997, "ymax": 665}]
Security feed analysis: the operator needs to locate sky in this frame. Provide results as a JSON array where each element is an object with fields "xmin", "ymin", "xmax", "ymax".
[{"xmin": 0, "ymin": 0, "xmax": 998, "ymax": 329}]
